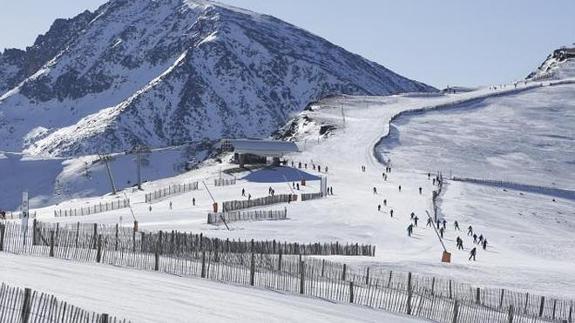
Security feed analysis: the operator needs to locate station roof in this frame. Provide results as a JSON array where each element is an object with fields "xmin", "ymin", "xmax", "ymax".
[{"xmin": 218, "ymin": 139, "xmax": 299, "ymax": 157}]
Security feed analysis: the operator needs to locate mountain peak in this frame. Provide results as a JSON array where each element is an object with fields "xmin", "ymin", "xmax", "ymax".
[{"xmin": 0, "ymin": 0, "xmax": 435, "ymax": 157}]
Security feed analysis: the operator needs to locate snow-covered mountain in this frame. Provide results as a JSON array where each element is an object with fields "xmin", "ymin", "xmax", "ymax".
[
  {"xmin": 527, "ymin": 47, "xmax": 575, "ymax": 81},
  {"xmin": 0, "ymin": 0, "xmax": 435, "ymax": 157}
]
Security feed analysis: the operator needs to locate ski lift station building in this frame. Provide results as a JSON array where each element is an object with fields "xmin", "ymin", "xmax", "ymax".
[{"xmin": 218, "ymin": 139, "xmax": 300, "ymax": 167}]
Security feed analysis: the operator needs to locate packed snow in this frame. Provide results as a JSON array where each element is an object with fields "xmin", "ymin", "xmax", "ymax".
[
  {"xmin": 5, "ymin": 78, "xmax": 571, "ymax": 301},
  {"xmin": 0, "ymin": 253, "xmax": 423, "ymax": 323}
]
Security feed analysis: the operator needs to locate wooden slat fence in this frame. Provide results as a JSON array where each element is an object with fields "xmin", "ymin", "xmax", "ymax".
[
  {"xmin": 144, "ymin": 182, "xmax": 199, "ymax": 203},
  {"xmin": 301, "ymin": 192, "xmax": 323, "ymax": 201},
  {"xmin": 1, "ymin": 222, "xmax": 572, "ymax": 323},
  {"xmin": 222, "ymin": 194, "xmax": 297, "ymax": 212},
  {"xmin": 214, "ymin": 178, "xmax": 237, "ymax": 187},
  {"xmin": 207, "ymin": 209, "xmax": 288, "ymax": 225},
  {"xmin": 0, "ymin": 283, "xmax": 128, "ymax": 323},
  {"xmin": 54, "ymin": 199, "xmax": 130, "ymax": 218}
]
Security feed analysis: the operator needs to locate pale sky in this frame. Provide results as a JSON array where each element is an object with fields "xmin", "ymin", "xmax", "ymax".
[{"xmin": 0, "ymin": 0, "xmax": 574, "ymax": 88}]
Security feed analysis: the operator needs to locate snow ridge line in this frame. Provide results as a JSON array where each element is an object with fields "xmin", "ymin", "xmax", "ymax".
[{"xmin": 451, "ymin": 177, "xmax": 575, "ymax": 201}]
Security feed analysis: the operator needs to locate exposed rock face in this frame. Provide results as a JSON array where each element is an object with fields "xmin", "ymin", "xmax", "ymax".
[
  {"xmin": 527, "ymin": 47, "xmax": 575, "ymax": 81},
  {"xmin": 0, "ymin": 0, "xmax": 435, "ymax": 157}
]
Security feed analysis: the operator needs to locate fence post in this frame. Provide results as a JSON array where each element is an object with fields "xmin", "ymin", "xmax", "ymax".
[
  {"xmin": 366, "ymin": 267, "xmax": 370, "ymax": 285},
  {"xmin": 540, "ymin": 296, "xmax": 545, "ymax": 317},
  {"xmin": 499, "ymin": 289, "xmax": 505, "ymax": 309},
  {"xmin": 406, "ymin": 272, "xmax": 413, "ymax": 315},
  {"xmin": 475, "ymin": 287, "xmax": 481, "ymax": 305},
  {"xmin": 278, "ymin": 250, "xmax": 282, "ymax": 271},
  {"xmin": 100, "ymin": 313, "xmax": 109, "ymax": 323},
  {"xmin": 299, "ymin": 256, "xmax": 305, "ymax": 294},
  {"xmin": 96, "ymin": 234, "xmax": 102, "ymax": 263},
  {"xmin": 508, "ymin": 305, "xmax": 514, "ymax": 323},
  {"xmin": 524, "ymin": 293, "xmax": 529, "ymax": 314},
  {"xmin": 154, "ymin": 251, "xmax": 159, "ymax": 271},
  {"xmin": 568, "ymin": 303, "xmax": 572, "ymax": 323},
  {"xmin": 342, "ymin": 264, "xmax": 347, "ymax": 281},
  {"xmin": 452, "ymin": 300, "xmax": 459, "ymax": 323},
  {"xmin": 349, "ymin": 281, "xmax": 354, "ymax": 303},
  {"xmin": 449, "ymin": 280, "xmax": 453, "ymax": 299},
  {"xmin": 201, "ymin": 251, "xmax": 206, "ymax": 278},
  {"xmin": 552, "ymin": 299, "xmax": 557, "ymax": 320},
  {"xmin": 115, "ymin": 224, "xmax": 119, "ymax": 251},
  {"xmin": 250, "ymin": 251, "xmax": 255, "ymax": 286},
  {"xmin": 0, "ymin": 224, "xmax": 4, "ymax": 251},
  {"xmin": 21, "ymin": 287, "xmax": 32, "ymax": 323},
  {"xmin": 49, "ymin": 231, "xmax": 55, "ymax": 257},
  {"xmin": 431, "ymin": 277, "xmax": 436, "ymax": 296},
  {"xmin": 32, "ymin": 219, "xmax": 37, "ymax": 245}
]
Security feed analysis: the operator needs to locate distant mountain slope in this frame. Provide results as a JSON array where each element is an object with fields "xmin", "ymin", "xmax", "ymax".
[
  {"xmin": 0, "ymin": 0, "xmax": 435, "ymax": 157},
  {"xmin": 527, "ymin": 47, "xmax": 575, "ymax": 81}
]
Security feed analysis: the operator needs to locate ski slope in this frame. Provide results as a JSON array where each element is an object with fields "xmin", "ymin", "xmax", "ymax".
[
  {"xmin": 12, "ymin": 78, "xmax": 572, "ymax": 301},
  {"xmin": 0, "ymin": 253, "xmax": 422, "ymax": 323}
]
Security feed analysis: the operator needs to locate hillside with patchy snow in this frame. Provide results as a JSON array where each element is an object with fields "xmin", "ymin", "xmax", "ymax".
[
  {"xmin": 0, "ymin": 0, "xmax": 434, "ymax": 157},
  {"xmin": 527, "ymin": 47, "xmax": 575, "ymax": 81}
]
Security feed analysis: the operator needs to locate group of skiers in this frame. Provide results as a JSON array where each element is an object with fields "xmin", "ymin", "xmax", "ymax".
[{"xmin": 292, "ymin": 160, "xmax": 328, "ymax": 174}]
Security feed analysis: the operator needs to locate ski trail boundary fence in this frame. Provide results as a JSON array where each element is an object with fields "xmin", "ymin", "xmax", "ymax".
[
  {"xmin": 0, "ymin": 283, "xmax": 128, "ymax": 323},
  {"xmin": 207, "ymin": 209, "xmax": 287, "ymax": 225},
  {"xmin": 144, "ymin": 182, "xmax": 199, "ymax": 203},
  {"xmin": 301, "ymin": 192, "xmax": 323, "ymax": 201},
  {"xmin": 0, "ymin": 222, "xmax": 572, "ymax": 323},
  {"xmin": 222, "ymin": 194, "xmax": 297, "ymax": 212},
  {"xmin": 54, "ymin": 199, "xmax": 130, "ymax": 218},
  {"xmin": 214, "ymin": 178, "xmax": 237, "ymax": 187}
]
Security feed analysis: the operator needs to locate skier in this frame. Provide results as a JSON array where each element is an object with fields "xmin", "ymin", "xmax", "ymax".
[
  {"xmin": 467, "ymin": 225, "xmax": 473, "ymax": 236},
  {"xmin": 454, "ymin": 220, "xmax": 460, "ymax": 231},
  {"xmin": 325, "ymin": 166, "xmax": 328, "ymax": 173},
  {"xmin": 410, "ymin": 212, "xmax": 415, "ymax": 219},
  {"xmin": 419, "ymin": 187, "xmax": 422, "ymax": 194},
  {"xmin": 373, "ymin": 187, "xmax": 377, "ymax": 194},
  {"xmin": 149, "ymin": 205, "xmax": 152, "ymax": 212},
  {"xmin": 407, "ymin": 224, "xmax": 414, "ymax": 237},
  {"xmin": 296, "ymin": 183, "xmax": 300, "ymax": 190},
  {"xmin": 479, "ymin": 234, "xmax": 484, "ymax": 243},
  {"xmin": 427, "ymin": 217, "xmax": 433, "ymax": 227},
  {"xmin": 439, "ymin": 227, "xmax": 444, "ymax": 238},
  {"xmin": 457, "ymin": 237, "xmax": 464, "ymax": 250},
  {"xmin": 292, "ymin": 182, "xmax": 295, "ymax": 189},
  {"xmin": 242, "ymin": 188, "xmax": 246, "ymax": 196},
  {"xmin": 428, "ymin": 173, "xmax": 431, "ymax": 179},
  {"xmin": 313, "ymin": 164, "xmax": 316, "ymax": 171},
  {"xmin": 298, "ymin": 162, "xmax": 302, "ymax": 168},
  {"xmin": 248, "ymin": 194, "xmax": 252, "ymax": 201},
  {"xmin": 414, "ymin": 216, "xmax": 419, "ymax": 226},
  {"xmin": 318, "ymin": 165, "xmax": 321, "ymax": 172},
  {"xmin": 442, "ymin": 219, "xmax": 447, "ymax": 230},
  {"xmin": 305, "ymin": 163, "xmax": 308, "ymax": 169},
  {"xmin": 390, "ymin": 209, "xmax": 394, "ymax": 218},
  {"xmin": 482, "ymin": 239, "xmax": 488, "ymax": 250},
  {"xmin": 399, "ymin": 185, "xmax": 402, "ymax": 192},
  {"xmin": 473, "ymin": 234, "xmax": 478, "ymax": 244},
  {"xmin": 169, "ymin": 201, "xmax": 173, "ymax": 210},
  {"xmin": 383, "ymin": 199, "xmax": 387, "ymax": 206},
  {"xmin": 192, "ymin": 197, "xmax": 196, "ymax": 206},
  {"xmin": 378, "ymin": 204, "xmax": 381, "ymax": 212},
  {"xmin": 433, "ymin": 178, "xmax": 436, "ymax": 185},
  {"xmin": 469, "ymin": 247, "xmax": 477, "ymax": 261}
]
